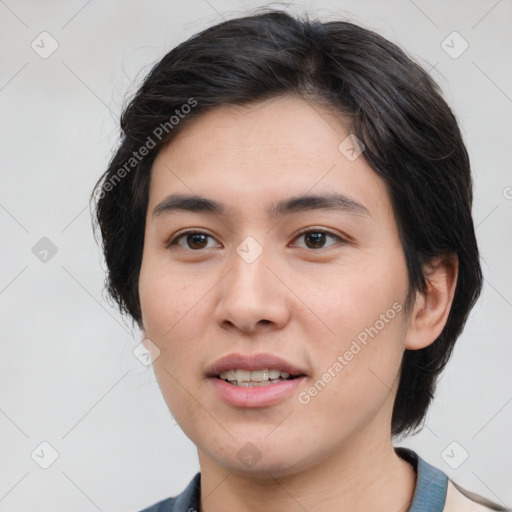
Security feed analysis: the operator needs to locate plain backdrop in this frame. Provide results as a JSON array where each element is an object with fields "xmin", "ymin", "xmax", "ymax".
[{"xmin": 0, "ymin": 0, "xmax": 511, "ymax": 510}]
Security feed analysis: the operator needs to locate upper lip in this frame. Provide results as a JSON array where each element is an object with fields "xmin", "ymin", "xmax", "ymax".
[{"xmin": 206, "ymin": 352, "xmax": 308, "ymax": 377}]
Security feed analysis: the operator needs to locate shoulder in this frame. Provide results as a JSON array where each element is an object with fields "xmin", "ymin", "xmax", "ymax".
[
  {"xmin": 394, "ymin": 446, "xmax": 511, "ymax": 512},
  {"xmin": 136, "ymin": 496, "xmax": 176, "ymax": 511},
  {"xmin": 134, "ymin": 472, "xmax": 201, "ymax": 512},
  {"xmin": 445, "ymin": 479, "xmax": 512, "ymax": 512}
]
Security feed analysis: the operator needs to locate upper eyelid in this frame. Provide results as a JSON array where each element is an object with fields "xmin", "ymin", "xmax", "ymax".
[{"xmin": 168, "ymin": 228, "xmax": 344, "ymax": 248}]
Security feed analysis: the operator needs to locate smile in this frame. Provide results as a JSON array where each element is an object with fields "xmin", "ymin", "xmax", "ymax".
[{"xmin": 218, "ymin": 368, "xmax": 301, "ymax": 386}]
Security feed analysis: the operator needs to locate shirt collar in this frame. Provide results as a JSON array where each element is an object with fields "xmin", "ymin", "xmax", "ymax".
[
  {"xmin": 172, "ymin": 472, "xmax": 200, "ymax": 511},
  {"xmin": 395, "ymin": 446, "xmax": 448, "ymax": 512}
]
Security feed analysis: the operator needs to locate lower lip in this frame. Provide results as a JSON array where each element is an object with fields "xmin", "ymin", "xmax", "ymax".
[{"xmin": 209, "ymin": 376, "xmax": 306, "ymax": 408}]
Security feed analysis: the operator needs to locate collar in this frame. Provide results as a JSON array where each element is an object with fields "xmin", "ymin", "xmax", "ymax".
[{"xmin": 394, "ymin": 446, "xmax": 448, "ymax": 512}]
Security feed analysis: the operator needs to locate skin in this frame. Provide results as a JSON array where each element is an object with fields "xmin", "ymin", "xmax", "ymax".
[{"xmin": 138, "ymin": 95, "xmax": 458, "ymax": 512}]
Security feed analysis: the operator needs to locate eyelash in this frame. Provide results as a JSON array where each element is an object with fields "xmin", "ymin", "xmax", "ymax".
[{"xmin": 166, "ymin": 228, "xmax": 345, "ymax": 251}]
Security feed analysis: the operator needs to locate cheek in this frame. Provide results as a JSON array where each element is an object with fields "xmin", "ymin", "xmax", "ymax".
[
  {"xmin": 138, "ymin": 263, "xmax": 210, "ymax": 380},
  {"xmin": 138, "ymin": 268, "xmax": 208, "ymax": 426},
  {"xmin": 299, "ymin": 315, "xmax": 406, "ymax": 439},
  {"xmin": 301, "ymin": 256, "xmax": 408, "ymax": 410},
  {"xmin": 140, "ymin": 261, "xmax": 199, "ymax": 333},
  {"xmin": 313, "ymin": 253, "xmax": 408, "ymax": 342}
]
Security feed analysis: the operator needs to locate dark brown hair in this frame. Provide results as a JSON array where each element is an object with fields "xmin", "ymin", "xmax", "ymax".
[{"xmin": 90, "ymin": 9, "xmax": 483, "ymax": 438}]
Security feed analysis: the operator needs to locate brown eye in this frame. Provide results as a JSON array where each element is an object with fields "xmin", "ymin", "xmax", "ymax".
[
  {"xmin": 185, "ymin": 233, "xmax": 209, "ymax": 249},
  {"xmin": 168, "ymin": 231, "xmax": 218, "ymax": 250},
  {"xmin": 294, "ymin": 230, "xmax": 343, "ymax": 250}
]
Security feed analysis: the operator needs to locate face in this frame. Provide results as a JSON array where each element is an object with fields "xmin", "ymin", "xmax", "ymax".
[{"xmin": 138, "ymin": 96, "xmax": 412, "ymax": 477}]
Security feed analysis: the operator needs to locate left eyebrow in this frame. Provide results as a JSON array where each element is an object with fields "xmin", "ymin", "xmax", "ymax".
[{"xmin": 152, "ymin": 191, "xmax": 371, "ymax": 219}]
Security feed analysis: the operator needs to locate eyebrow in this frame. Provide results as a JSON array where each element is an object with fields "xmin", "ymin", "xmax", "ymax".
[{"xmin": 152, "ymin": 192, "xmax": 371, "ymax": 219}]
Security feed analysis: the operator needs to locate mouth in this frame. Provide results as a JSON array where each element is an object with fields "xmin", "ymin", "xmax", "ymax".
[
  {"xmin": 206, "ymin": 352, "xmax": 308, "ymax": 396},
  {"xmin": 207, "ymin": 352, "xmax": 307, "ymax": 379}
]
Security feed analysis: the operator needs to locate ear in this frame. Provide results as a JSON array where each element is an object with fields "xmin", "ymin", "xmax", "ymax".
[{"xmin": 405, "ymin": 254, "xmax": 459, "ymax": 350}]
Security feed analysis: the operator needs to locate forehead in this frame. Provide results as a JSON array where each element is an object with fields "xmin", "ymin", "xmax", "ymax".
[{"xmin": 148, "ymin": 96, "xmax": 393, "ymax": 222}]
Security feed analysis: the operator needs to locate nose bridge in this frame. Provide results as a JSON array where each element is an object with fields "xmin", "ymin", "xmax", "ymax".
[
  {"xmin": 215, "ymin": 234, "xmax": 288, "ymax": 331},
  {"xmin": 230, "ymin": 234, "xmax": 274, "ymax": 299}
]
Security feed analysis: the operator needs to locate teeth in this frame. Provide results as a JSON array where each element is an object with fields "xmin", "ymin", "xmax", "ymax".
[
  {"xmin": 251, "ymin": 369, "xmax": 269, "ymax": 381},
  {"xmin": 223, "ymin": 370, "xmax": 236, "ymax": 381},
  {"xmin": 268, "ymin": 369, "xmax": 281, "ymax": 379},
  {"xmin": 230, "ymin": 379, "xmax": 288, "ymax": 387},
  {"xmin": 218, "ymin": 368, "xmax": 294, "ymax": 383},
  {"xmin": 235, "ymin": 369, "xmax": 251, "ymax": 382}
]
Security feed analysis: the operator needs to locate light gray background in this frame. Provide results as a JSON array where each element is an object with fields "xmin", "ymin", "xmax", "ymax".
[{"xmin": 1, "ymin": 0, "xmax": 511, "ymax": 510}]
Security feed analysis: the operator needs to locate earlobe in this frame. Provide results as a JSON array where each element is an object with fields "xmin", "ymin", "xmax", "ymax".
[{"xmin": 405, "ymin": 254, "xmax": 459, "ymax": 350}]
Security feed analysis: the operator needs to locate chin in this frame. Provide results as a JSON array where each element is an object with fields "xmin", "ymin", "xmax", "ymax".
[
  {"xmin": 222, "ymin": 454, "xmax": 305, "ymax": 479},
  {"xmin": 205, "ymin": 436, "xmax": 321, "ymax": 479}
]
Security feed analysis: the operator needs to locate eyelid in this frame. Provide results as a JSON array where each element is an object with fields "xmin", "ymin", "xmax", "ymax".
[
  {"xmin": 292, "ymin": 227, "xmax": 343, "ymax": 244},
  {"xmin": 166, "ymin": 229, "xmax": 217, "ymax": 249},
  {"xmin": 167, "ymin": 228, "xmax": 347, "ymax": 250}
]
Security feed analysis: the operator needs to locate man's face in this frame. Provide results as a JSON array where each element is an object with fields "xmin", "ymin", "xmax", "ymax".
[{"xmin": 138, "ymin": 96, "xmax": 412, "ymax": 476}]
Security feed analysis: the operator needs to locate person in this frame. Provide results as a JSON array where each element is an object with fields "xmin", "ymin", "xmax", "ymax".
[{"xmin": 90, "ymin": 8, "xmax": 510, "ymax": 512}]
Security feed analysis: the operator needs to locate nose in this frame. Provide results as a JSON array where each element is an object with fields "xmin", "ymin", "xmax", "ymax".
[{"xmin": 214, "ymin": 244, "xmax": 290, "ymax": 334}]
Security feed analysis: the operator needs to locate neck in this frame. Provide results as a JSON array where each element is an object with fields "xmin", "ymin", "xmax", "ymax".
[{"xmin": 197, "ymin": 432, "xmax": 416, "ymax": 512}]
